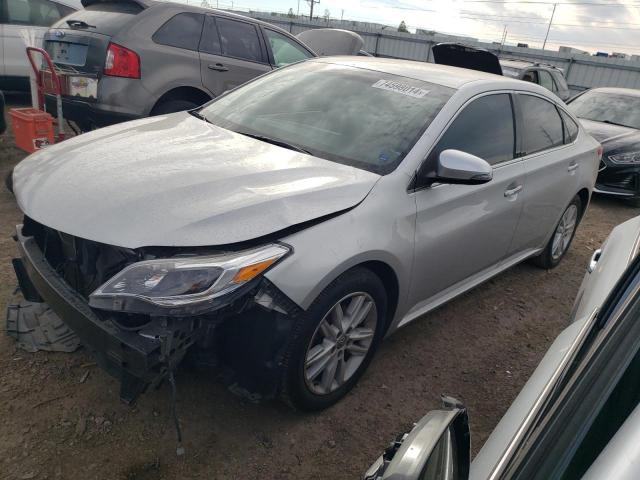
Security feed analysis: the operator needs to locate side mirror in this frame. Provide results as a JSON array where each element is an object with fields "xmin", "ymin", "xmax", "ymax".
[
  {"xmin": 364, "ymin": 397, "xmax": 470, "ymax": 480},
  {"xmin": 435, "ymin": 149, "xmax": 492, "ymax": 185}
]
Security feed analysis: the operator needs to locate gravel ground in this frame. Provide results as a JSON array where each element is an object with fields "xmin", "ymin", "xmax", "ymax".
[{"xmin": 1, "ymin": 96, "xmax": 638, "ymax": 480}]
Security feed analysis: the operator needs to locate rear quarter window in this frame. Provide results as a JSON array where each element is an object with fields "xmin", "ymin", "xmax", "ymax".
[
  {"xmin": 152, "ymin": 13, "xmax": 205, "ymax": 51},
  {"xmin": 560, "ymin": 110, "xmax": 579, "ymax": 143}
]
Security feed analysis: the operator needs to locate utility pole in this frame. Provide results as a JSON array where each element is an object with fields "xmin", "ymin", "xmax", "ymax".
[
  {"xmin": 341, "ymin": 9, "xmax": 344, "ymax": 21},
  {"xmin": 307, "ymin": 0, "xmax": 319, "ymax": 20},
  {"xmin": 542, "ymin": 3, "xmax": 557, "ymax": 51},
  {"xmin": 501, "ymin": 25, "xmax": 507, "ymax": 49}
]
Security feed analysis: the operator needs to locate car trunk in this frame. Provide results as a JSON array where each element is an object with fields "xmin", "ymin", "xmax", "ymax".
[
  {"xmin": 42, "ymin": 0, "xmax": 146, "ymax": 99},
  {"xmin": 432, "ymin": 43, "xmax": 503, "ymax": 76}
]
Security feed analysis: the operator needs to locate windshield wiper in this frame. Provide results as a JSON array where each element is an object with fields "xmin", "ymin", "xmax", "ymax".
[
  {"xmin": 66, "ymin": 19, "xmax": 96, "ymax": 29},
  {"xmin": 237, "ymin": 132, "xmax": 312, "ymax": 155},
  {"xmin": 602, "ymin": 119, "xmax": 633, "ymax": 129}
]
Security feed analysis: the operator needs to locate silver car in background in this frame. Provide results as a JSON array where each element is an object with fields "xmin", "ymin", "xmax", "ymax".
[
  {"xmin": 365, "ymin": 215, "xmax": 640, "ymax": 480},
  {"xmin": 10, "ymin": 57, "xmax": 600, "ymax": 411}
]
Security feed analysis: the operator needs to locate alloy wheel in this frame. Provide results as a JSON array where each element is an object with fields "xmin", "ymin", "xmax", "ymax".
[
  {"xmin": 304, "ymin": 292, "xmax": 378, "ymax": 395},
  {"xmin": 551, "ymin": 204, "xmax": 578, "ymax": 260}
]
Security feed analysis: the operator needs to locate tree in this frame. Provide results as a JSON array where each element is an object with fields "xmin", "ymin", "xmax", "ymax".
[
  {"xmin": 287, "ymin": 7, "xmax": 295, "ymax": 17},
  {"xmin": 398, "ymin": 20, "xmax": 408, "ymax": 33},
  {"xmin": 200, "ymin": 0, "xmax": 210, "ymax": 7},
  {"xmin": 324, "ymin": 9, "xmax": 331, "ymax": 21}
]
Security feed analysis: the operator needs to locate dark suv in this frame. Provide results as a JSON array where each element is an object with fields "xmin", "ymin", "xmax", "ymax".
[{"xmin": 43, "ymin": 0, "xmax": 315, "ymax": 130}]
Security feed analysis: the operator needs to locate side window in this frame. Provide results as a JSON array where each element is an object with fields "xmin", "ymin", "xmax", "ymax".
[
  {"xmin": 429, "ymin": 94, "xmax": 515, "ymax": 166},
  {"xmin": 216, "ymin": 17, "xmax": 264, "ymax": 63},
  {"xmin": 519, "ymin": 95, "xmax": 564, "ymax": 154},
  {"xmin": 560, "ymin": 109, "xmax": 579, "ymax": 144},
  {"xmin": 199, "ymin": 15, "xmax": 221, "ymax": 55},
  {"xmin": 538, "ymin": 70, "xmax": 556, "ymax": 92},
  {"xmin": 522, "ymin": 70, "xmax": 538, "ymax": 83},
  {"xmin": 263, "ymin": 29, "xmax": 313, "ymax": 67},
  {"xmin": 6, "ymin": 0, "xmax": 72, "ymax": 26},
  {"xmin": 152, "ymin": 13, "xmax": 204, "ymax": 51}
]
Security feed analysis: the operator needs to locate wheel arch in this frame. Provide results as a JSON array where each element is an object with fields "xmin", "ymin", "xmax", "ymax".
[
  {"xmin": 150, "ymin": 86, "xmax": 212, "ymax": 115},
  {"xmin": 577, "ymin": 187, "xmax": 590, "ymax": 218}
]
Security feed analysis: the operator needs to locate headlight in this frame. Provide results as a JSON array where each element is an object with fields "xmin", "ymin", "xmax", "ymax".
[
  {"xmin": 89, "ymin": 244, "xmax": 290, "ymax": 315},
  {"xmin": 608, "ymin": 152, "xmax": 640, "ymax": 164}
]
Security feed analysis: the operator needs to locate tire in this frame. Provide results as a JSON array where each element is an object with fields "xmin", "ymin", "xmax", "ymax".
[
  {"xmin": 531, "ymin": 195, "xmax": 582, "ymax": 269},
  {"xmin": 151, "ymin": 99, "xmax": 201, "ymax": 116},
  {"xmin": 281, "ymin": 268, "xmax": 387, "ymax": 411},
  {"xmin": 5, "ymin": 291, "xmax": 80, "ymax": 353}
]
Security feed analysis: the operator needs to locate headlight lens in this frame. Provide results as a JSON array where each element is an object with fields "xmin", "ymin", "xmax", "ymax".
[
  {"xmin": 608, "ymin": 152, "xmax": 640, "ymax": 164},
  {"xmin": 89, "ymin": 244, "xmax": 289, "ymax": 314}
]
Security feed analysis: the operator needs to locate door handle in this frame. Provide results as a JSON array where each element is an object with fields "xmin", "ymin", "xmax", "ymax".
[
  {"xmin": 208, "ymin": 63, "xmax": 228, "ymax": 72},
  {"xmin": 504, "ymin": 185, "xmax": 523, "ymax": 198},
  {"xmin": 588, "ymin": 248, "xmax": 602, "ymax": 273},
  {"xmin": 568, "ymin": 163, "xmax": 579, "ymax": 172}
]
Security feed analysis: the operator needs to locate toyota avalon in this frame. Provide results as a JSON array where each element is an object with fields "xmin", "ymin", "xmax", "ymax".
[{"xmin": 9, "ymin": 57, "xmax": 601, "ymax": 410}]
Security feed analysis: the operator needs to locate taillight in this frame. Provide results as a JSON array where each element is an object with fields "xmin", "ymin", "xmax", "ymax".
[
  {"xmin": 104, "ymin": 43, "xmax": 140, "ymax": 79},
  {"xmin": 597, "ymin": 145, "xmax": 604, "ymax": 158}
]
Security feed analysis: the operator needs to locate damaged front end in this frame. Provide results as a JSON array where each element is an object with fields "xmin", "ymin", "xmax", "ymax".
[{"xmin": 11, "ymin": 217, "xmax": 299, "ymax": 404}]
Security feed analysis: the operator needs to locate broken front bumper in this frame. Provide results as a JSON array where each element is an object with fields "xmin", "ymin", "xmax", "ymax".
[{"xmin": 13, "ymin": 225, "xmax": 208, "ymax": 403}]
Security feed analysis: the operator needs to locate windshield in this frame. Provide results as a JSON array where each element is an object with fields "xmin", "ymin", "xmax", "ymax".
[
  {"xmin": 568, "ymin": 91, "xmax": 640, "ymax": 130},
  {"xmin": 199, "ymin": 61, "xmax": 454, "ymax": 174}
]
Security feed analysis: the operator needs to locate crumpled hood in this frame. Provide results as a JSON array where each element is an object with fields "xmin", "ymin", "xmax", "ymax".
[{"xmin": 13, "ymin": 113, "xmax": 380, "ymax": 249}]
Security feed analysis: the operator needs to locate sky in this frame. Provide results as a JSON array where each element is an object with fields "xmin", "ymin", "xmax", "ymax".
[{"xmin": 205, "ymin": 0, "xmax": 640, "ymax": 55}]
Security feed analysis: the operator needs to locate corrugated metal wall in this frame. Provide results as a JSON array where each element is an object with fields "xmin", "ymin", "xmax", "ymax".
[{"xmin": 243, "ymin": 12, "xmax": 640, "ymax": 95}]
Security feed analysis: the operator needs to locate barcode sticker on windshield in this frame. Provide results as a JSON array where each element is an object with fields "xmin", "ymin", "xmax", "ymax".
[{"xmin": 371, "ymin": 80, "xmax": 429, "ymax": 98}]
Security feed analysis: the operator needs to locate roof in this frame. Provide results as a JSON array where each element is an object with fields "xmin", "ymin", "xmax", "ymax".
[
  {"xmin": 589, "ymin": 87, "xmax": 640, "ymax": 97},
  {"xmin": 312, "ymin": 56, "xmax": 509, "ymax": 89}
]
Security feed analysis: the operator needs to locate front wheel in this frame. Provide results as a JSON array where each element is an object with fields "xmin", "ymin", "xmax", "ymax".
[
  {"xmin": 281, "ymin": 268, "xmax": 387, "ymax": 411},
  {"xmin": 531, "ymin": 195, "xmax": 582, "ymax": 269}
]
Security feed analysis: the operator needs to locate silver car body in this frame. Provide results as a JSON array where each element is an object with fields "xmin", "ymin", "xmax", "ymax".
[
  {"xmin": 472, "ymin": 222, "xmax": 640, "ymax": 479},
  {"xmin": 13, "ymin": 58, "xmax": 600, "ymax": 338},
  {"xmin": 365, "ymin": 214, "xmax": 640, "ymax": 479}
]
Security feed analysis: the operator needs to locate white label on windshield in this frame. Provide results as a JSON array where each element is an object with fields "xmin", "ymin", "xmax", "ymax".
[{"xmin": 371, "ymin": 79, "xmax": 430, "ymax": 98}]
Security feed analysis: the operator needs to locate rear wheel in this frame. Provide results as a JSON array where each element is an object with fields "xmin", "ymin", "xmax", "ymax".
[
  {"xmin": 531, "ymin": 195, "xmax": 582, "ymax": 269},
  {"xmin": 281, "ymin": 268, "xmax": 387, "ymax": 411}
]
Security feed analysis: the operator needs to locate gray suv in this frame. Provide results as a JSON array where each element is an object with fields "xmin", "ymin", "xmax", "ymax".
[
  {"xmin": 500, "ymin": 59, "xmax": 571, "ymax": 101},
  {"xmin": 42, "ymin": 0, "xmax": 315, "ymax": 130}
]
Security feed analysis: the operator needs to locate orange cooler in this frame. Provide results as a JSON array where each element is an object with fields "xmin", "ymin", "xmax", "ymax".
[{"xmin": 9, "ymin": 108, "xmax": 55, "ymax": 153}]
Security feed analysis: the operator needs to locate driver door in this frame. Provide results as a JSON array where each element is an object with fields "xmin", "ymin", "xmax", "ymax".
[{"xmin": 407, "ymin": 93, "xmax": 525, "ymax": 319}]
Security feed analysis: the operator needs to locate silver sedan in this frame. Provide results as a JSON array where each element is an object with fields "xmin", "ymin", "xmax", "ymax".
[{"xmin": 11, "ymin": 57, "xmax": 601, "ymax": 410}]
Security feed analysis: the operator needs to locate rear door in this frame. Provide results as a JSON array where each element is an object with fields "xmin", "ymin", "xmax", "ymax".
[
  {"xmin": 199, "ymin": 15, "xmax": 271, "ymax": 97},
  {"xmin": 509, "ymin": 93, "xmax": 580, "ymax": 254},
  {"xmin": 3, "ymin": 0, "xmax": 75, "ymax": 79}
]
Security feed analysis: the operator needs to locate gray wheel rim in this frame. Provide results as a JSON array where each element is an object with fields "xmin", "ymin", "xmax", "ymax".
[
  {"xmin": 304, "ymin": 292, "xmax": 378, "ymax": 395},
  {"xmin": 551, "ymin": 204, "xmax": 578, "ymax": 260}
]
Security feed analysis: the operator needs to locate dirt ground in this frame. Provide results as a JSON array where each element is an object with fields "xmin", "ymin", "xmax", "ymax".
[{"xmin": 0, "ymin": 96, "xmax": 638, "ymax": 480}]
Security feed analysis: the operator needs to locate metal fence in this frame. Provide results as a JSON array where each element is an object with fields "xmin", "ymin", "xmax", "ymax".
[{"xmin": 240, "ymin": 12, "xmax": 640, "ymax": 95}]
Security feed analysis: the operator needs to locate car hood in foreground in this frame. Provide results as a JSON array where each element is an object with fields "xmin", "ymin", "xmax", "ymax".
[
  {"xmin": 579, "ymin": 118, "xmax": 640, "ymax": 148},
  {"xmin": 13, "ymin": 113, "xmax": 380, "ymax": 249}
]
